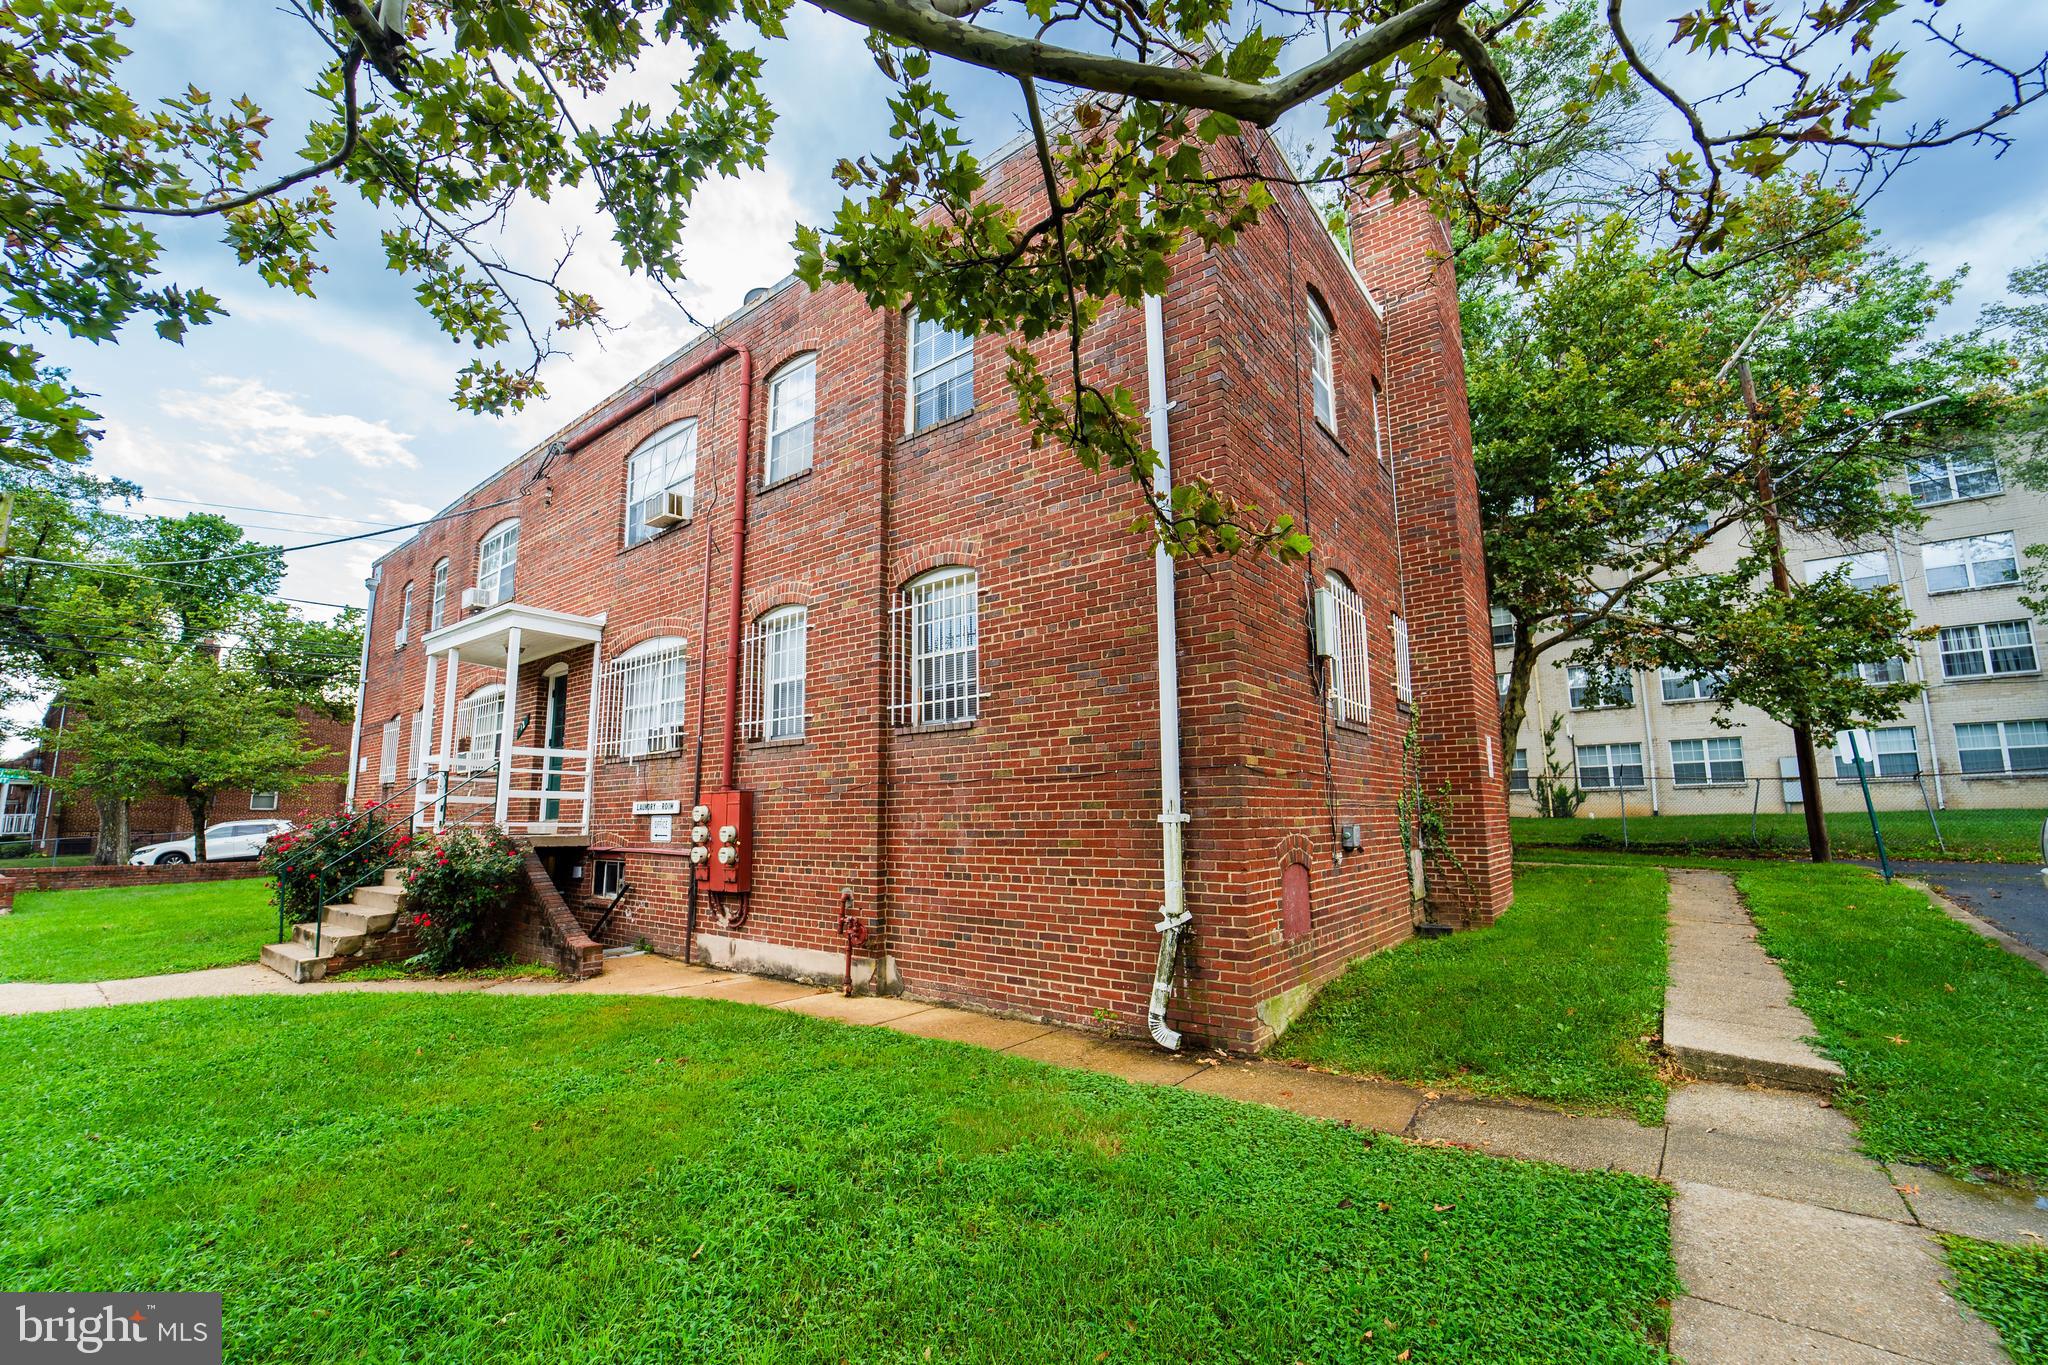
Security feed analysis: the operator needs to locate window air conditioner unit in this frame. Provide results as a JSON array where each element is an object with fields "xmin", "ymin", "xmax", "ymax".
[
  {"xmin": 395, "ymin": 628, "xmax": 408, "ymax": 648},
  {"xmin": 460, "ymin": 587, "xmax": 486, "ymax": 610},
  {"xmin": 1310, "ymin": 588, "xmax": 1341, "ymax": 661},
  {"xmin": 644, "ymin": 490, "xmax": 692, "ymax": 528}
]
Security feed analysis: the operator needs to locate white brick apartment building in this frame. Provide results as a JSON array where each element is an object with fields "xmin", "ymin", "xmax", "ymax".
[{"xmin": 1503, "ymin": 442, "xmax": 2048, "ymax": 816}]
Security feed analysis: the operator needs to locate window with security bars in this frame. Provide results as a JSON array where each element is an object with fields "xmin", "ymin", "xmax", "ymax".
[
  {"xmin": 1574, "ymin": 741, "xmax": 1643, "ymax": 789},
  {"xmin": 1834, "ymin": 726, "xmax": 1920, "ymax": 779},
  {"xmin": 1939, "ymin": 620, "xmax": 2038, "ymax": 678},
  {"xmin": 893, "ymin": 568, "xmax": 981, "ymax": 727},
  {"xmin": 453, "ymin": 688, "xmax": 504, "ymax": 771},
  {"xmin": 1324, "ymin": 574, "xmax": 1371, "ymax": 726},
  {"xmin": 1909, "ymin": 447, "xmax": 2001, "ymax": 505},
  {"xmin": 1671, "ymin": 736, "xmax": 1744, "ymax": 786},
  {"xmin": 626, "ymin": 422, "xmax": 698, "ymax": 546},
  {"xmin": 597, "ymin": 639, "xmax": 688, "ymax": 758},
  {"xmin": 1956, "ymin": 719, "xmax": 2048, "ymax": 775},
  {"xmin": 742, "ymin": 606, "xmax": 808, "ymax": 741},
  {"xmin": 1391, "ymin": 613, "xmax": 1412, "ymax": 704},
  {"xmin": 908, "ymin": 315, "xmax": 973, "ymax": 431}
]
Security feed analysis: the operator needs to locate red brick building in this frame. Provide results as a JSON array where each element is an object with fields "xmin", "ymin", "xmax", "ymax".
[
  {"xmin": 349, "ymin": 137, "xmax": 1511, "ymax": 1050},
  {"xmin": 10, "ymin": 702, "xmax": 352, "ymax": 854}
]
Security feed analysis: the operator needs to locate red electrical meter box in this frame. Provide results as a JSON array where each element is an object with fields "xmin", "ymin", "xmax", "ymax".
[{"xmin": 692, "ymin": 790, "xmax": 753, "ymax": 895}]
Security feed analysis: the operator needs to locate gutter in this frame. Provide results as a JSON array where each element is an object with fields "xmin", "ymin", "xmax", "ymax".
[
  {"xmin": 343, "ymin": 568, "xmax": 380, "ymax": 810},
  {"xmin": 1142, "ymin": 284, "xmax": 1192, "ymax": 1051}
]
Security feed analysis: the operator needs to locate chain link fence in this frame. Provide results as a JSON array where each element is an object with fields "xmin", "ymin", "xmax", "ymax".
[{"xmin": 1510, "ymin": 768, "xmax": 2048, "ymax": 862}]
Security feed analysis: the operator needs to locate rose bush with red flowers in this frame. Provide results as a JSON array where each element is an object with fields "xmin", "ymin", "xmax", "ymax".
[
  {"xmin": 401, "ymin": 824, "xmax": 522, "ymax": 972},
  {"xmin": 261, "ymin": 808, "xmax": 397, "ymax": 924}
]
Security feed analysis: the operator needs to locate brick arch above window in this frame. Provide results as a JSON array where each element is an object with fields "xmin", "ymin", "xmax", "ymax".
[
  {"xmin": 605, "ymin": 619, "xmax": 698, "ymax": 658},
  {"xmin": 743, "ymin": 578, "xmax": 823, "ymax": 620},
  {"xmin": 894, "ymin": 541, "xmax": 982, "ymax": 586}
]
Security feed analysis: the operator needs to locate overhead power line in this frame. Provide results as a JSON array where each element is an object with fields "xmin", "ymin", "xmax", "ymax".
[{"xmin": 114, "ymin": 493, "xmax": 524, "ymax": 567}]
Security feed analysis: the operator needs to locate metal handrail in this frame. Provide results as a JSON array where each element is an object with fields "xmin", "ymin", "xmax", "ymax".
[{"xmin": 276, "ymin": 719, "xmax": 530, "ymax": 951}]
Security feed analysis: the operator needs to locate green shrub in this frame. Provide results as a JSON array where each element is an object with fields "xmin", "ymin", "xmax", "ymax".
[
  {"xmin": 260, "ymin": 809, "xmax": 402, "ymax": 923},
  {"xmin": 401, "ymin": 825, "xmax": 523, "ymax": 973}
]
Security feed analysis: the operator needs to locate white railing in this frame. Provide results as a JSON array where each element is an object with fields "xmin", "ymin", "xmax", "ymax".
[
  {"xmin": 425, "ymin": 744, "xmax": 593, "ymax": 837},
  {"xmin": 0, "ymin": 813, "xmax": 35, "ymax": 837}
]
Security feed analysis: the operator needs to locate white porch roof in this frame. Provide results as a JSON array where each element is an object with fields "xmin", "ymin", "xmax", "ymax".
[{"xmin": 422, "ymin": 601, "xmax": 606, "ymax": 668}]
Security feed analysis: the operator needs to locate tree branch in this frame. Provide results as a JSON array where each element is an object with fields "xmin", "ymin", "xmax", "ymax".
[{"xmin": 803, "ymin": 0, "xmax": 1513, "ymax": 130}]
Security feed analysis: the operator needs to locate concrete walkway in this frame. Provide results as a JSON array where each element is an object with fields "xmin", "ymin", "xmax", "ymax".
[
  {"xmin": 6, "ymin": 905, "xmax": 2043, "ymax": 1362},
  {"xmin": 1657, "ymin": 870, "xmax": 2018, "ymax": 1365}
]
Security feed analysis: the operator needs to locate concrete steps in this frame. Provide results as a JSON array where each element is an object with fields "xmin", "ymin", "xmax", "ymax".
[{"xmin": 258, "ymin": 868, "xmax": 413, "ymax": 983}]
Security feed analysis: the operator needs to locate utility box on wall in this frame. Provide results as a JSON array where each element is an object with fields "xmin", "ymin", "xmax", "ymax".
[{"xmin": 693, "ymin": 790, "xmax": 753, "ymax": 895}]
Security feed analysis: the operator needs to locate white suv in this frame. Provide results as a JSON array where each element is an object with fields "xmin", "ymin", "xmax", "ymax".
[{"xmin": 129, "ymin": 819, "xmax": 295, "ymax": 866}]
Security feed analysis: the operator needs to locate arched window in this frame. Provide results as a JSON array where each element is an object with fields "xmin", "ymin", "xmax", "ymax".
[
  {"xmin": 747, "ymin": 605, "xmax": 808, "ymax": 741},
  {"xmin": 1307, "ymin": 291, "xmax": 1336, "ymax": 431},
  {"xmin": 476, "ymin": 519, "xmax": 519, "ymax": 605},
  {"xmin": 598, "ymin": 636, "xmax": 688, "ymax": 758},
  {"xmin": 429, "ymin": 558, "xmax": 450, "ymax": 631},
  {"xmin": 455, "ymin": 684, "xmax": 506, "ymax": 771},
  {"xmin": 893, "ymin": 567, "xmax": 979, "ymax": 727},
  {"xmin": 766, "ymin": 354, "xmax": 817, "ymax": 485},
  {"xmin": 1322, "ymin": 571, "xmax": 1370, "ymax": 726},
  {"xmin": 625, "ymin": 421, "xmax": 698, "ymax": 546}
]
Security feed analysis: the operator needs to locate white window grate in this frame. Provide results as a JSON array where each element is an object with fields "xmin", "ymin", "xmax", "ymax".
[
  {"xmin": 766, "ymin": 355, "xmax": 816, "ymax": 484},
  {"xmin": 453, "ymin": 689, "xmax": 504, "ymax": 771},
  {"xmin": 596, "ymin": 640, "xmax": 688, "ymax": 758},
  {"xmin": 626, "ymin": 422, "xmax": 698, "ymax": 546},
  {"xmin": 892, "ymin": 568, "xmax": 983, "ymax": 727},
  {"xmin": 1391, "ymin": 613, "xmax": 1413, "ymax": 705},
  {"xmin": 1324, "ymin": 575, "xmax": 1371, "ymax": 726},
  {"xmin": 742, "ymin": 607, "xmax": 808, "ymax": 741},
  {"xmin": 378, "ymin": 718, "xmax": 399, "ymax": 785}
]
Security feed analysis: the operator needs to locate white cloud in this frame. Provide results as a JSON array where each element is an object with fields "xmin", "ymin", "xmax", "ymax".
[{"xmin": 159, "ymin": 376, "xmax": 419, "ymax": 470}]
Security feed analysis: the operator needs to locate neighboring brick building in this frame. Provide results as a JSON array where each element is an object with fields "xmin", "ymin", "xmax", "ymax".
[
  {"xmin": 349, "ymin": 134, "xmax": 1511, "ymax": 1050},
  {"xmin": 10, "ymin": 702, "xmax": 351, "ymax": 854}
]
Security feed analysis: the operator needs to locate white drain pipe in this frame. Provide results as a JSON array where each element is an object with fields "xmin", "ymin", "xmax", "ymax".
[{"xmin": 1143, "ymin": 284, "xmax": 1192, "ymax": 1051}]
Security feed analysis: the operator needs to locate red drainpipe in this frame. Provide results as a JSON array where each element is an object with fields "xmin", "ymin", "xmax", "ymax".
[
  {"xmin": 559, "ymin": 343, "xmax": 739, "ymax": 455},
  {"xmin": 718, "ymin": 346, "xmax": 754, "ymax": 790},
  {"xmin": 552, "ymin": 337, "xmax": 755, "ymax": 792}
]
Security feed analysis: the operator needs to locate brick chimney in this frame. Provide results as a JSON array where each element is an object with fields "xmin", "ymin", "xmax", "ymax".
[{"xmin": 1348, "ymin": 180, "xmax": 1513, "ymax": 926}]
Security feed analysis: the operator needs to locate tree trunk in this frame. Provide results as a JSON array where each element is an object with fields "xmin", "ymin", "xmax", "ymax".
[
  {"xmin": 91, "ymin": 795, "xmax": 129, "ymax": 865},
  {"xmin": 187, "ymin": 796, "xmax": 211, "ymax": 861},
  {"xmin": 1499, "ymin": 632, "xmax": 1538, "ymax": 767}
]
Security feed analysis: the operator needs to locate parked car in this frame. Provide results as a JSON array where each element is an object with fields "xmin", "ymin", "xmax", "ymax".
[{"xmin": 129, "ymin": 819, "xmax": 296, "ymax": 866}]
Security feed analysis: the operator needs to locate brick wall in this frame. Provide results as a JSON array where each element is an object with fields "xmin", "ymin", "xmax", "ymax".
[
  {"xmin": 351, "ymin": 134, "xmax": 1509, "ymax": 1048},
  {"xmin": 22, "ymin": 707, "xmax": 353, "ymax": 853},
  {"xmin": 0, "ymin": 859, "xmax": 267, "ymax": 907}
]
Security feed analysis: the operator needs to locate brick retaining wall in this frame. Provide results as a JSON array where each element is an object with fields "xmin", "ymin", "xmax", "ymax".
[{"xmin": 0, "ymin": 860, "xmax": 268, "ymax": 909}]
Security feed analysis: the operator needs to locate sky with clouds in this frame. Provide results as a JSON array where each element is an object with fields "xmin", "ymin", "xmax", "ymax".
[{"xmin": 33, "ymin": 1, "xmax": 2048, "ymax": 623}]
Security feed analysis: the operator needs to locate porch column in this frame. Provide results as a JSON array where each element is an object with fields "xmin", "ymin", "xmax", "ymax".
[
  {"xmin": 581, "ymin": 636, "xmax": 604, "ymax": 836},
  {"xmin": 414, "ymin": 647, "xmax": 439, "ymax": 828},
  {"xmin": 495, "ymin": 627, "xmax": 522, "ymax": 826},
  {"xmin": 436, "ymin": 650, "xmax": 460, "ymax": 829}
]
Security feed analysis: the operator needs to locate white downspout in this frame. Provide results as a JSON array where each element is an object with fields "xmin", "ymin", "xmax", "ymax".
[
  {"xmin": 343, "ymin": 570, "xmax": 380, "ymax": 809},
  {"xmin": 1639, "ymin": 670, "xmax": 1661, "ymax": 815},
  {"xmin": 1143, "ymin": 286, "xmax": 1192, "ymax": 1052}
]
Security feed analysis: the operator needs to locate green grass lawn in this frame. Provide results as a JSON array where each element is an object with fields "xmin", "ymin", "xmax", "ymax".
[
  {"xmin": 0, "ymin": 993, "xmax": 1681, "ymax": 1363},
  {"xmin": 1513, "ymin": 807, "xmax": 2043, "ymax": 863},
  {"xmin": 1274, "ymin": 864, "xmax": 1670, "ymax": 1123},
  {"xmin": 1943, "ymin": 1237, "xmax": 2048, "ymax": 1363},
  {"xmin": 0, "ymin": 854, "xmax": 91, "ymax": 868},
  {"xmin": 1736, "ymin": 863, "xmax": 2048, "ymax": 1184},
  {"xmin": 0, "ymin": 877, "xmax": 275, "ymax": 982}
]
